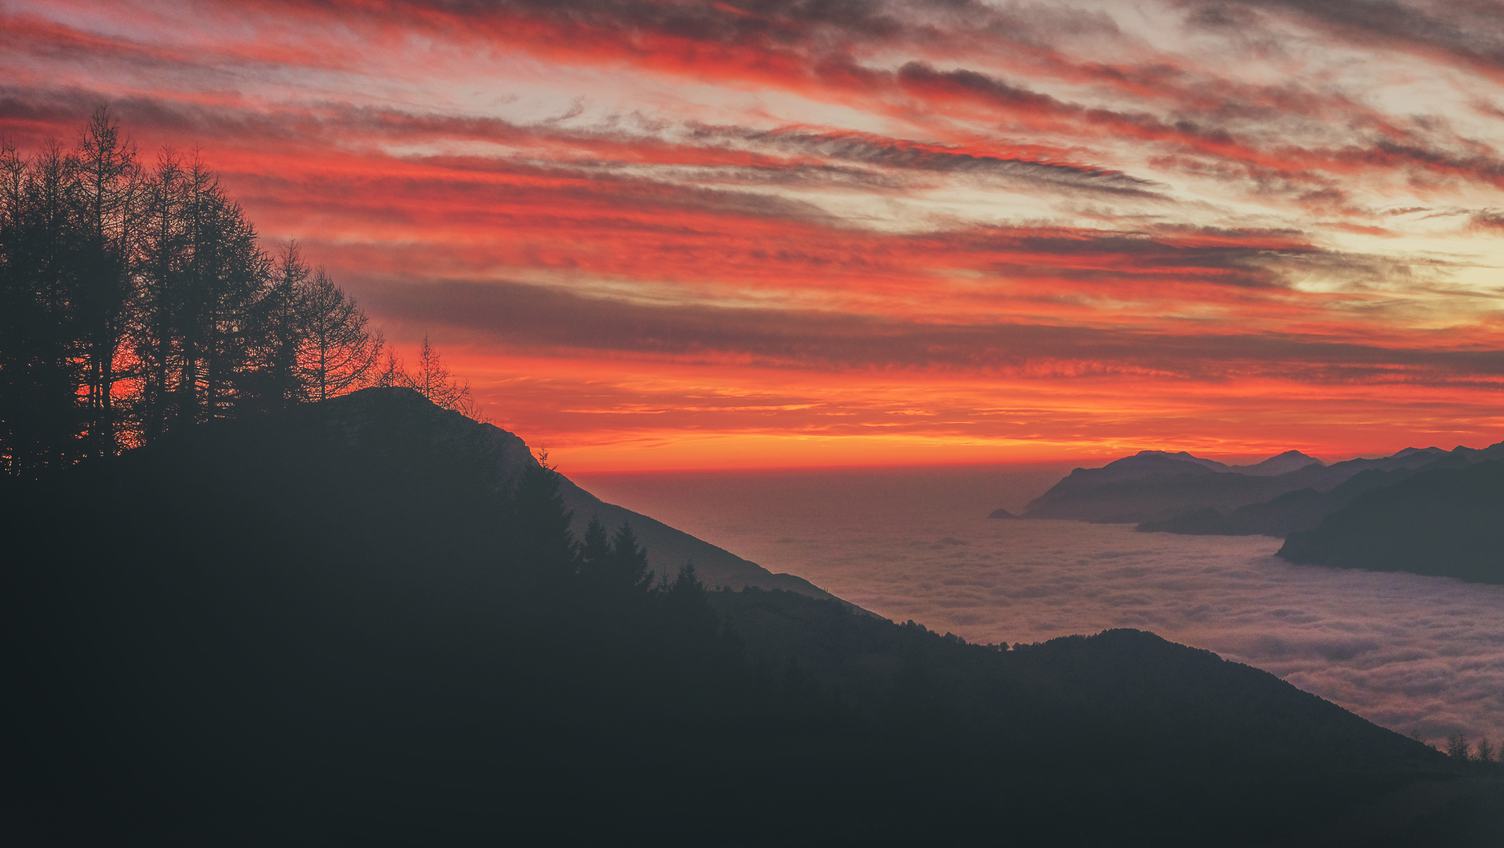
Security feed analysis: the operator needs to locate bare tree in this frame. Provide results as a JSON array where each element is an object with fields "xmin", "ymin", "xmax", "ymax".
[
  {"xmin": 134, "ymin": 151, "xmax": 185, "ymax": 444},
  {"xmin": 73, "ymin": 107, "xmax": 140, "ymax": 456},
  {"xmin": 0, "ymin": 141, "xmax": 86, "ymax": 474},
  {"xmin": 408, "ymin": 334, "xmax": 472, "ymax": 414},
  {"xmin": 297, "ymin": 268, "xmax": 382, "ymax": 402},
  {"xmin": 0, "ymin": 111, "xmax": 418, "ymax": 473},
  {"xmin": 133, "ymin": 152, "xmax": 265, "ymax": 435},
  {"xmin": 374, "ymin": 349, "xmax": 408, "ymax": 389}
]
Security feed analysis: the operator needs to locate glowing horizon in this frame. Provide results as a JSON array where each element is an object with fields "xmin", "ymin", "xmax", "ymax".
[{"xmin": 6, "ymin": 0, "xmax": 1504, "ymax": 472}]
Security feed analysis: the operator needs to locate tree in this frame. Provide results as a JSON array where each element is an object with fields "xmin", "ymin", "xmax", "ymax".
[
  {"xmin": 665, "ymin": 562, "xmax": 707, "ymax": 606},
  {"xmin": 661, "ymin": 563, "xmax": 720, "ymax": 636},
  {"xmin": 374, "ymin": 349, "xmax": 408, "ymax": 389},
  {"xmin": 578, "ymin": 516, "xmax": 612, "ymax": 577},
  {"xmin": 296, "ymin": 268, "xmax": 382, "ymax": 402},
  {"xmin": 0, "ymin": 141, "xmax": 86, "ymax": 475},
  {"xmin": 1476, "ymin": 736, "xmax": 1494, "ymax": 764},
  {"xmin": 1446, "ymin": 732, "xmax": 1471, "ymax": 761},
  {"xmin": 0, "ymin": 112, "xmax": 413, "ymax": 476},
  {"xmin": 134, "ymin": 151, "xmax": 187, "ymax": 444},
  {"xmin": 409, "ymin": 335, "xmax": 472, "ymax": 414},
  {"xmin": 180, "ymin": 158, "xmax": 266, "ymax": 427},
  {"xmin": 508, "ymin": 452, "xmax": 576, "ymax": 573},
  {"xmin": 250, "ymin": 241, "xmax": 312, "ymax": 410},
  {"xmin": 607, "ymin": 522, "xmax": 653, "ymax": 593},
  {"xmin": 133, "ymin": 153, "xmax": 267, "ymax": 434},
  {"xmin": 72, "ymin": 107, "xmax": 139, "ymax": 457}
]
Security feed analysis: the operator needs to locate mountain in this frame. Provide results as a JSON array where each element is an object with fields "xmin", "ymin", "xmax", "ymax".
[
  {"xmin": 4, "ymin": 389, "xmax": 1500, "ymax": 844},
  {"xmin": 1024, "ymin": 443, "xmax": 1495, "ymax": 527},
  {"xmin": 250, "ymin": 388, "xmax": 830, "ymax": 598},
  {"xmin": 1232, "ymin": 450, "xmax": 1324, "ymax": 476},
  {"xmin": 1137, "ymin": 465, "xmax": 1430, "ymax": 537},
  {"xmin": 1022, "ymin": 439, "xmax": 1504, "ymax": 584},
  {"xmin": 1279, "ymin": 461, "xmax": 1504, "ymax": 584},
  {"xmin": 1026, "ymin": 450, "xmax": 1306, "ymax": 523}
]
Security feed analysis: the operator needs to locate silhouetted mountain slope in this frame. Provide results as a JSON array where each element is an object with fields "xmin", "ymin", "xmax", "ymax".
[
  {"xmin": 252, "ymin": 388, "xmax": 830, "ymax": 597},
  {"xmin": 1026, "ymin": 452, "xmax": 1315, "ymax": 523},
  {"xmin": 4, "ymin": 391, "xmax": 1500, "ymax": 845},
  {"xmin": 715, "ymin": 591, "xmax": 1420, "ymax": 769},
  {"xmin": 1232, "ymin": 450, "xmax": 1324, "ymax": 476},
  {"xmin": 1279, "ymin": 461, "xmax": 1504, "ymax": 584},
  {"xmin": 1138, "ymin": 466, "xmax": 1429, "ymax": 537},
  {"xmin": 1025, "ymin": 443, "xmax": 1499, "ymax": 527},
  {"xmin": 711, "ymin": 592, "xmax": 1499, "ymax": 844}
]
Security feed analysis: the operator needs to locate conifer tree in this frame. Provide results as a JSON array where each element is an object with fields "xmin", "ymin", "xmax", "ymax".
[
  {"xmin": 509, "ymin": 452, "xmax": 576, "ymax": 573},
  {"xmin": 579, "ymin": 516, "xmax": 612, "ymax": 578},
  {"xmin": 1447, "ymin": 732, "xmax": 1471, "ymax": 761},
  {"xmin": 607, "ymin": 522, "xmax": 653, "ymax": 593}
]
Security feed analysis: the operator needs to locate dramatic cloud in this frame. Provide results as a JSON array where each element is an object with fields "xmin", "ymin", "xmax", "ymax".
[
  {"xmin": 4, "ymin": 0, "xmax": 1504, "ymax": 469},
  {"xmin": 355, "ymin": 275, "xmax": 1504, "ymax": 379},
  {"xmin": 1186, "ymin": 1, "xmax": 1504, "ymax": 79}
]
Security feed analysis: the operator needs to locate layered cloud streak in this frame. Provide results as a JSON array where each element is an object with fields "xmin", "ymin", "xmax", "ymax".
[{"xmin": 5, "ymin": 0, "xmax": 1504, "ymax": 468}]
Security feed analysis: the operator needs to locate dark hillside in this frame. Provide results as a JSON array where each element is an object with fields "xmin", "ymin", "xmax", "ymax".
[
  {"xmin": 1280, "ymin": 461, "xmax": 1504, "ymax": 584},
  {"xmin": 4, "ymin": 391, "xmax": 1500, "ymax": 845}
]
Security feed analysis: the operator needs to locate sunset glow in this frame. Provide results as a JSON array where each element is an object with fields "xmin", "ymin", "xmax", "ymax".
[{"xmin": 8, "ymin": 0, "xmax": 1504, "ymax": 470}]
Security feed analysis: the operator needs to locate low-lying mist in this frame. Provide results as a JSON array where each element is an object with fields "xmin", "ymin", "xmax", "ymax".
[{"xmin": 579, "ymin": 465, "xmax": 1504, "ymax": 746}]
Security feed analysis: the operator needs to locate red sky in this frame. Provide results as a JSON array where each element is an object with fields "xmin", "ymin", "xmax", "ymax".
[{"xmin": 5, "ymin": 0, "xmax": 1504, "ymax": 471}]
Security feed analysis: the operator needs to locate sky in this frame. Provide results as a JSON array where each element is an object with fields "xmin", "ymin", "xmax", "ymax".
[{"xmin": 4, "ymin": 0, "xmax": 1504, "ymax": 471}]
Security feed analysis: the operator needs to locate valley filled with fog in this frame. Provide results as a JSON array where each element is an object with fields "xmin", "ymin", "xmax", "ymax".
[{"xmin": 581, "ymin": 465, "xmax": 1504, "ymax": 747}]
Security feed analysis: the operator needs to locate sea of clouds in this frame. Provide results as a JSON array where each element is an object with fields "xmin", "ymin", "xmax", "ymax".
[{"xmin": 581, "ymin": 465, "xmax": 1504, "ymax": 746}]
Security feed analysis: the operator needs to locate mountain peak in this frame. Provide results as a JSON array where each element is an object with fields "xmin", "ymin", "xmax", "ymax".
[
  {"xmin": 196, "ymin": 387, "xmax": 836, "ymax": 599},
  {"xmin": 1231, "ymin": 450, "xmax": 1324, "ymax": 477},
  {"xmin": 1394, "ymin": 446, "xmax": 1444, "ymax": 457},
  {"xmin": 1117, "ymin": 449, "xmax": 1227, "ymax": 470}
]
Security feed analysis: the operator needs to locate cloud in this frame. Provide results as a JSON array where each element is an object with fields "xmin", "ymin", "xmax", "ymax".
[
  {"xmin": 5, "ymin": 0, "xmax": 1504, "ymax": 465},
  {"xmin": 1185, "ymin": 0, "xmax": 1504, "ymax": 79},
  {"xmin": 1470, "ymin": 210, "xmax": 1504, "ymax": 231},
  {"xmin": 695, "ymin": 125, "xmax": 1164, "ymax": 197},
  {"xmin": 587, "ymin": 474, "xmax": 1504, "ymax": 747},
  {"xmin": 350, "ymin": 272, "xmax": 1504, "ymax": 383}
]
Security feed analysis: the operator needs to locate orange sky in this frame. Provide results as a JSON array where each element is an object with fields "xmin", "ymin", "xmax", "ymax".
[{"xmin": 5, "ymin": 0, "xmax": 1504, "ymax": 472}]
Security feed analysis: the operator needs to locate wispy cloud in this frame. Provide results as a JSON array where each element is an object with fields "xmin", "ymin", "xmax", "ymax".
[{"xmin": 5, "ymin": 0, "xmax": 1504, "ymax": 467}]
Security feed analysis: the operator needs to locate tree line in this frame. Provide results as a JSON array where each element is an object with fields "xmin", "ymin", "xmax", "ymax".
[
  {"xmin": 1445, "ymin": 732, "xmax": 1502, "ymax": 766},
  {"xmin": 0, "ymin": 109, "xmax": 469, "ymax": 477}
]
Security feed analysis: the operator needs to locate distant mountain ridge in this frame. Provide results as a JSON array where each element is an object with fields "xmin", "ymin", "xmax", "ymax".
[
  {"xmin": 1014, "ymin": 439, "xmax": 1504, "ymax": 583},
  {"xmin": 1024, "ymin": 443, "xmax": 1496, "ymax": 525},
  {"xmin": 1026, "ymin": 448, "xmax": 1334, "ymax": 524},
  {"xmin": 1232, "ymin": 450, "xmax": 1324, "ymax": 476},
  {"xmin": 1279, "ymin": 461, "xmax": 1504, "ymax": 583}
]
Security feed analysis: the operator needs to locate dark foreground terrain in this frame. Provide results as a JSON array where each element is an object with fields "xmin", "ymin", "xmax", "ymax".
[{"xmin": 5, "ymin": 390, "xmax": 1500, "ymax": 845}]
